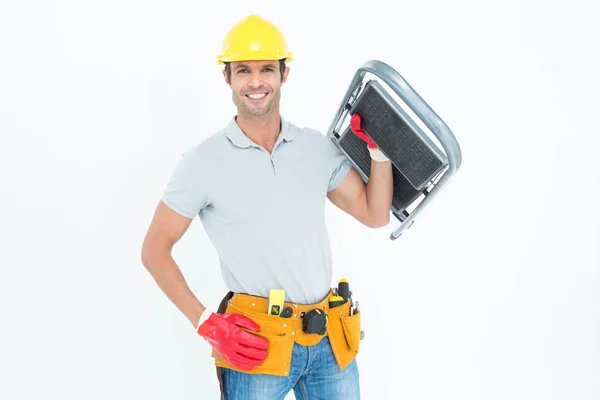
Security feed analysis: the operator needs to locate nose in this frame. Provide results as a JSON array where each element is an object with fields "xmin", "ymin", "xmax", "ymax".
[{"xmin": 248, "ymin": 71, "xmax": 262, "ymax": 88}]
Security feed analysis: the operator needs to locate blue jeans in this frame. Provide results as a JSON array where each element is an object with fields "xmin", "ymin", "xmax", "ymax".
[{"xmin": 220, "ymin": 336, "xmax": 360, "ymax": 399}]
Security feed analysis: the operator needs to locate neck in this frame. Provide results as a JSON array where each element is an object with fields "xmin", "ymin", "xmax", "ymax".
[{"xmin": 235, "ymin": 112, "xmax": 281, "ymax": 152}]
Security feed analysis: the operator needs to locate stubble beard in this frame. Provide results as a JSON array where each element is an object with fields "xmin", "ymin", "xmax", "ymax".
[{"xmin": 234, "ymin": 90, "xmax": 280, "ymax": 118}]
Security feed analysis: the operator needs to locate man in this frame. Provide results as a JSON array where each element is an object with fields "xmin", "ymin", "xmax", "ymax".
[{"xmin": 141, "ymin": 14, "xmax": 393, "ymax": 400}]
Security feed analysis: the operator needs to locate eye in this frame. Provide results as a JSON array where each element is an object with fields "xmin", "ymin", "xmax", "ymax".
[
  {"xmin": 236, "ymin": 68, "xmax": 249, "ymax": 74},
  {"xmin": 262, "ymin": 67, "xmax": 275, "ymax": 73}
]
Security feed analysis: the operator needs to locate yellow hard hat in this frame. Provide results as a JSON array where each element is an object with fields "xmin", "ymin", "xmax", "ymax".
[{"xmin": 217, "ymin": 15, "xmax": 293, "ymax": 64}]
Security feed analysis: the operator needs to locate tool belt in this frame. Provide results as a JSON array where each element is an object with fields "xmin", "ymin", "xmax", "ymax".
[{"xmin": 211, "ymin": 289, "xmax": 361, "ymax": 377}]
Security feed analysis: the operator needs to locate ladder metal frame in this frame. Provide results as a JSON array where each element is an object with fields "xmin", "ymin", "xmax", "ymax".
[{"xmin": 326, "ymin": 60, "xmax": 462, "ymax": 240}]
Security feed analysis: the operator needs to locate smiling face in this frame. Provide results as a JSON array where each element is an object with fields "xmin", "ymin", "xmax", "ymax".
[{"xmin": 223, "ymin": 60, "xmax": 289, "ymax": 119}]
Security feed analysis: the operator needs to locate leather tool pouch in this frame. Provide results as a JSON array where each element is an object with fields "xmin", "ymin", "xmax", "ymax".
[
  {"xmin": 212, "ymin": 294, "xmax": 295, "ymax": 376},
  {"xmin": 212, "ymin": 290, "xmax": 362, "ymax": 377},
  {"xmin": 326, "ymin": 301, "xmax": 362, "ymax": 371}
]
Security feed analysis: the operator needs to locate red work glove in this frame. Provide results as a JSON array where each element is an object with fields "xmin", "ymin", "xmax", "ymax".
[
  {"xmin": 197, "ymin": 311, "xmax": 269, "ymax": 371},
  {"xmin": 350, "ymin": 113, "xmax": 389, "ymax": 162}
]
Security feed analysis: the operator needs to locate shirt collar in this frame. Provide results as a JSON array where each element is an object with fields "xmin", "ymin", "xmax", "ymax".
[{"xmin": 225, "ymin": 116, "xmax": 294, "ymax": 149}]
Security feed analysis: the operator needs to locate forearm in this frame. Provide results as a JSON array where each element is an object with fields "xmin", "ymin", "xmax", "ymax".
[
  {"xmin": 142, "ymin": 249, "xmax": 206, "ymax": 328},
  {"xmin": 366, "ymin": 159, "xmax": 394, "ymax": 226}
]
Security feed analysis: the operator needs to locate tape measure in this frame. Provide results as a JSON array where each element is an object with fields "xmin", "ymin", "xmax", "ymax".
[{"xmin": 302, "ymin": 308, "xmax": 328, "ymax": 335}]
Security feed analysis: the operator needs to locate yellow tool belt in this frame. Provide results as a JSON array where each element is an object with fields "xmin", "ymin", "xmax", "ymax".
[{"xmin": 211, "ymin": 289, "xmax": 361, "ymax": 376}]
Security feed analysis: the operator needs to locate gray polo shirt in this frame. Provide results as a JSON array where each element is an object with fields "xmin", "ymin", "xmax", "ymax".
[{"xmin": 161, "ymin": 116, "xmax": 352, "ymax": 304}]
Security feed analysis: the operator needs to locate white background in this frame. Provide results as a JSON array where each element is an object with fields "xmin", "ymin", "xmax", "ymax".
[{"xmin": 1, "ymin": 0, "xmax": 598, "ymax": 399}]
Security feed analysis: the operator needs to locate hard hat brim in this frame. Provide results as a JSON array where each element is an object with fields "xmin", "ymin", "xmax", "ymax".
[{"xmin": 217, "ymin": 52, "xmax": 293, "ymax": 64}]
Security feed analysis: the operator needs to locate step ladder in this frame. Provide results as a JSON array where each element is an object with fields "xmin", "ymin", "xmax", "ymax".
[{"xmin": 326, "ymin": 60, "xmax": 462, "ymax": 240}]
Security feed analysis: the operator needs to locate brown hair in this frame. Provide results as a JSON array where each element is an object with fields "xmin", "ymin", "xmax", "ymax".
[{"xmin": 224, "ymin": 59, "xmax": 287, "ymax": 83}]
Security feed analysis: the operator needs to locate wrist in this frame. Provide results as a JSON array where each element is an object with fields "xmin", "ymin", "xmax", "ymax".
[
  {"xmin": 196, "ymin": 308, "xmax": 213, "ymax": 332},
  {"xmin": 368, "ymin": 147, "xmax": 389, "ymax": 162}
]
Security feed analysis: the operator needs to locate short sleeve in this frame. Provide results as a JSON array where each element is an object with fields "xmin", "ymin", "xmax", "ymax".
[
  {"xmin": 325, "ymin": 139, "xmax": 352, "ymax": 192},
  {"xmin": 161, "ymin": 149, "xmax": 210, "ymax": 219}
]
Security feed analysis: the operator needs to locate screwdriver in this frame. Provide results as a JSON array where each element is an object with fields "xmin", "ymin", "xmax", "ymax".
[{"xmin": 338, "ymin": 278, "xmax": 350, "ymax": 303}]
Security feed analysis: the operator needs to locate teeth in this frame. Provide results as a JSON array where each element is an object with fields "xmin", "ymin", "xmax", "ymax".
[{"xmin": 247, "ymin": 93, "xmax": 266, "ymax": 99}]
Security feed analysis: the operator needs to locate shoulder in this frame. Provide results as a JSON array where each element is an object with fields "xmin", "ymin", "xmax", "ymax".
[
  {"xmin": 166, "ymin": 129, "xmax": 232, "ymax": 183},
  {"xmin": 286, "ymin": 120, "xmax": 335, "ymax": 147},
  {"xmin": 288, "ymin": 120, "xmax": 345, "ymax": 156},
  {"xmin": 178, "ymin": 129, "xmax": 230, "ymax": 161}
]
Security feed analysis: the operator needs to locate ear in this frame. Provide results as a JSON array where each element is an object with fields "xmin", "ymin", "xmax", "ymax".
[
  {"xmin": 222, "ymin": 69, "xmax": 231, "ymax": 86},
  {"xmin": 281, "ymin": 67, "xmax": 290, "ymax": 84}
]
